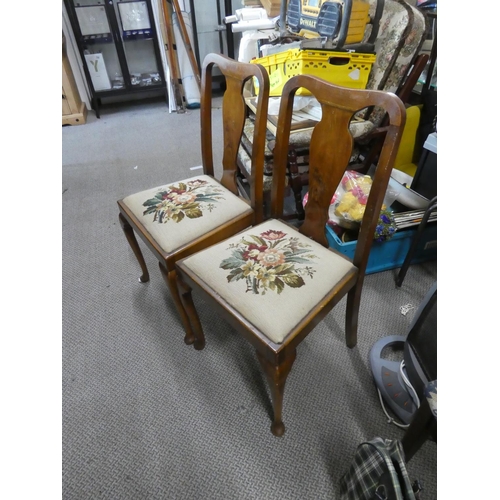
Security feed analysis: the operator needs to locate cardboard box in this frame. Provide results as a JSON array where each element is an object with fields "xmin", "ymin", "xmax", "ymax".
[
  {"xmin": 260, "ymin": 0, "xmax": 281, "ymax": 17},
  {"xmin": 84, "ymin": 53, "xmax": 112, "ymax": 91}
]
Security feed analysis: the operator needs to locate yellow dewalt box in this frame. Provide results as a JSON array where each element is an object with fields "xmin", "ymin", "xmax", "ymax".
[
  {"xmin": 252, "ymin": 48, "xmax": 375, "ymax": 96},
  {"xmin": 287, "ymin": 0, "xmax": 370, "ymax": 45}
]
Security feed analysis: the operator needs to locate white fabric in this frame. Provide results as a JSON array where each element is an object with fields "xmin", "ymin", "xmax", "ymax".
[
  {"xmin": 182, "ymin": 219, "xmax": 356, "ymax": 343},
  {"xmin": 122, "ymin": 175, "xmax": 252, "ymax": 253}
]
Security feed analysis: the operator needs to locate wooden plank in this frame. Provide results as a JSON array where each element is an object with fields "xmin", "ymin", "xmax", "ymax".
[
  {"xmin": 62, "ymin": 36, "xmax": 87, "ymax": 125},
  {"xmin": 171, "ymin": 0, "xmax": 201, "ymax": 91},
  {"xmin": 62, "ymin": 101, "xmax": 88, "ymax": 126},
  {"xmin": 161, "ymin": 0, "xmax": 187, "ymax": 113}
]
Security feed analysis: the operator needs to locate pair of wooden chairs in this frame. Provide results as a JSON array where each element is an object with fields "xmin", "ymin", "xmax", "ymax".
[{"xmin": 117, "ymin": 53, "xmax": 406, "ymax": 436}]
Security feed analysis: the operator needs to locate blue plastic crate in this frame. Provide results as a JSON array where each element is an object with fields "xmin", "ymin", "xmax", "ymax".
[{"xmin": 326, "ymin": 223, "xmax": 437, "ymax": 274}]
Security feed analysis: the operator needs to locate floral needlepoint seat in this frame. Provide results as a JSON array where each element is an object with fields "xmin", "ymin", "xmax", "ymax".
[
  {"xmin": 121, "ymin": 175, "xmax": 253, "ymax": 254},
  {"xmin": 181, "ymin": 219, "xmax": 355, "ymax": 344}
]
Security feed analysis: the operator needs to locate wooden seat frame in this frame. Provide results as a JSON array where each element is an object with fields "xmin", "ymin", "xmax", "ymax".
[
  {"xmin": 177, "ymin": 75, "xmax": 405, "ymax": 436},
  {"xmin": 117, "ymin": 53, "xmax": 270, "ymax": 348}
]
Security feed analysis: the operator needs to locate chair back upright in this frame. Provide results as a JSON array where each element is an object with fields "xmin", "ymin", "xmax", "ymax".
[
  {"xmin": 271, "ymin": 75, "xmax": 406, "ymax": 277},
  {"xmin": 200, "ymin": 53, "xmax": 270, "ymax": 225}
]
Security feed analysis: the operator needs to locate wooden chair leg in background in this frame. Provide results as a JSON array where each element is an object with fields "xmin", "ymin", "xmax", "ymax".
[
  {"xmin": 345, "ymin": 285, "xmax": 362, "ymax": 348},
  {"xmin": 396, "ymin": 197, "xmax": 437, "ymax": 288},
  {"xmin": 256, "ymin": 349, "xmax": 297, "ymax": 437},
  {"xmin": 287, "ymin": 148, "xmax": 305, "ymax": 220},
  {"xmin": 158, "ymin": 263, "xmax": 196, "ymax": 346},
  {"xmin": 119, "ymin": 213, "xmax": 150, "ymax": 283}
]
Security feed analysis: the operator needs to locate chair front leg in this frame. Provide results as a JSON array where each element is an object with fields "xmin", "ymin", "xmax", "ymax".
[
  {"xmin": 158, "ymin": 263, "xmax": 196, "ymax": 346},
  {"xmin": 119, "ymin": 213, "xmax": 150, "ymax": 283},
  {"xmin": 256, "ymin": 349, "xmax": 297, "ymax": 437},
  {"xmin": 177, "ymin": 275, "xmax": 206, "ymax": 351}
]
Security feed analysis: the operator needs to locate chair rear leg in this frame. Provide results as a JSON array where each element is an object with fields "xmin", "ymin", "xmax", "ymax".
[
  {"xmin": 256, "ymin": 349, "xmax": 296, "ymax": 437},
  {"xmin": 177, "ymin": 276, "xmax": 206, "ymax": 351},
  {"xmin": 119, "ymin": 213, "xmax": 150, "ymax": 283},
  {"xmin": 345, "ymin": 285, "xmax": 362, "ymax": 348},
  {"xmin": 158, "ymin": 264, "xmax": 196, "ymax": 346}
]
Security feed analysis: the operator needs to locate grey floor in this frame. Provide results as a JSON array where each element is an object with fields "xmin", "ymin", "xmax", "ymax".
[{"xmin": 62, "ymin": 96, "xmax": 437, "ymax": 499}]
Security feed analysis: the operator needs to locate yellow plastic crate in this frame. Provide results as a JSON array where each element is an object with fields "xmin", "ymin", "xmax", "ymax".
[{"xmin": 252, "ymin": 48, "xmax": 376, "ymax": 96}]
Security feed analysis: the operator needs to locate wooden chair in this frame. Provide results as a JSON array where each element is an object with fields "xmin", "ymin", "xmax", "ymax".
[
  {"xmin": 176, "ymin": 74, "xmax": 406, "ymax": 436},
  {"xmin": 117, "ymin": 53, "xmax": 270, "ymax": 348}
]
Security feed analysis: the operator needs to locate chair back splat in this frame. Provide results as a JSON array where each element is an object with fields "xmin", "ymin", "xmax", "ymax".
[
  {"xmin": 116, "ymin": 53, "xmax": 269, "ymax": 349},
  {"xmin": 272, "ymin": 75, "xmax": 405, "ymax": 270},
  {"xmin": 201, "ymin": 54, "xmax": 269, "ymax": 225},
  {"xmin": 176, "ymin": 74, "xmax": 405, "ymax": 436}
]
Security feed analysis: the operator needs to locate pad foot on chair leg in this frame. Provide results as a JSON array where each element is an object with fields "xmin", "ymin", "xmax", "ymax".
[
  {"xmin": 193, "ymin": 337, "xmax": 206, "ymax": 351},
  {"xmin": 271, "ymin": 421, "xmax": 285, "ymax": 437}
]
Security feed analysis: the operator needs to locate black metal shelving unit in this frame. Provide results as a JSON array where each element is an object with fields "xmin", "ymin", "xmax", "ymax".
[{"xmin": 65, "ymin": 0, "xmax": 167, "ymax": 117}]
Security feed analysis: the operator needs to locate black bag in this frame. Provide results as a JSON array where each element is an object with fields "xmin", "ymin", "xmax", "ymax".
[{"xmin": 339, "ymin": 438, "xmax": 421, "ymax": 500}]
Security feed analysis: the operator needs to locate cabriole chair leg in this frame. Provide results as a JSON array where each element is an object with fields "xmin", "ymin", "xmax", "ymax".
[
  {"xmin": 119, "ymin": 213, "xmax": 150, "ymax": 283},
  {"xmin": 256, "ymin": 349, "xmax": 297, "ymax": 437},
  {"xmin": 178, "ymin": 278, "xmax": 206, "ymax": 351},
  {"xmin": 158, "ymin": 263, "xmax": 196, "ymax": 345}
]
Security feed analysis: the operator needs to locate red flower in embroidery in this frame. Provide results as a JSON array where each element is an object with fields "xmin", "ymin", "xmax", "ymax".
[
  {"xmin": 260, "ymin": 230, "xmax": 286, "ymax": 241},
  {"xmin": 163, "ymin": 187, "xmax": 186, "ymax": 199}
]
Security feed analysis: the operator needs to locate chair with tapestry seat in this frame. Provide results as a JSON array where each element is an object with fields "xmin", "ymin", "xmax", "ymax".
[
  {"xmin": 117, "ymin": 53, "xmax": 270, "ymax": 348},
  {"xmin": 176, "ymin": 74, "xmax": 406, "ymax": 436}
]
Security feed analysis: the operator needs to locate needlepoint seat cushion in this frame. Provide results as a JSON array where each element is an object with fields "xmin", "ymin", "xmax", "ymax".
[
  {"xmin": 121, "ymin": 175, "xmax": 253, "ymax": 254},
  {"xmin": 180, "ymin": 219, "xmax": 356, "ymax": 344}
]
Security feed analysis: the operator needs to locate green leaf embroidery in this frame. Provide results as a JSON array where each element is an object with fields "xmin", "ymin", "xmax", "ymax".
[
  {"xmin": 288, "ymin": 248, "xmax": 312, "ymax": 256},
  {"xmin": 195, "ymin": 196, "xmax": 221, "ymax": 203},
  {"xmin": 273, "ymin": 263, "xmax": 294, "ymax": 275},
  {"xmin": 274, "ymin": 277, "xmax": 285, "ymax": 294},
  {"xmin": 241, "ymin": 238, "xmax": 261, "ymax": 247},
  {"xmin": 285, "ymin": 256, "xmax": 313, "ymax": 264},
  {"xmin": 220, "ymin": 255, "xmax": 246, "ymax": 270},
  {"xmin": 281, "ymin": 273, "xmax": 305, "ymax": 288},
  {"xmin": 143, "ymin": 206, "xmax": 157, "ymax": 216},
  {"xmin": 180, "ymin": 202, "xmax": 199, "ymax": 210},
  {"xmin": 184, "ymin": 207, "xmax": 203, "ymax": 219},
  {"xmin": 143, "ymin": 199, "xmax": 162, "ymax": 207},
  {"xmin": 172, "ymin": 212, "xmax": 185, "ymax": 223},
  {"xmin": 249, "ymin": 235, "xmax": 266, "ymax": 246},
  {"xmin": 227, "ymin": 268, "xmax": 244, "ymax": 282}
]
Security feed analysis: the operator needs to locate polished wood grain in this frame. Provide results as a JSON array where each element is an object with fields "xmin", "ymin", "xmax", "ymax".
[
  {"xmin": 117, "ymin": 53, "xmax": 270, "ymax": 345},
  {"xmin": 177, "ymin": 74, "xmax": 405, "ymax": 436}
]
